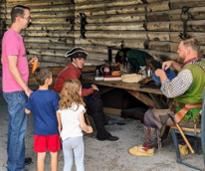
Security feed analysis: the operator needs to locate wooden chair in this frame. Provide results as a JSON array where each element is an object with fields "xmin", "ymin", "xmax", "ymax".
[{"xmin": 170, "ymin": 103, "xmax": 205, "ymax": 171}]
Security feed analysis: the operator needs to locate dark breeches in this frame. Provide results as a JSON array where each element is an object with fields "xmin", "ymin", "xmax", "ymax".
[{"xmin": 84, "ymin": 91, "xmax": 110, "ymax": 139}]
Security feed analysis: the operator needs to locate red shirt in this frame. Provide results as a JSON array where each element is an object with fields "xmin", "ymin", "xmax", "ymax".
[{"xmin": 54, "ymin": 63, "xmax": 94, "ymax": 96}]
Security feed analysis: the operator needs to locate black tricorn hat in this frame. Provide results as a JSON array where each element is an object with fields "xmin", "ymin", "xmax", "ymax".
[{"xmin": 65, "ymin": 47, "xmax": 88, "ymax": 59}]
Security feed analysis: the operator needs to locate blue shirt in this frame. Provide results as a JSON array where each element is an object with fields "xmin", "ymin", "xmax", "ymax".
[{"xmin": 25, "ymin": 89, "xmax": 59, "ymax": 135}]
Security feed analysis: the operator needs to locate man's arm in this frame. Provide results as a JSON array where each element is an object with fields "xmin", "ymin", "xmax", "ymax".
[
  {"xmin": 8, "ymin": 55, "xmax": 32, "ymax": 96},
  {"xmin": 56, "ymin": 112, "xmax": 62, "ymax": 133},
  {"xmin": 162, "ymin": 60, "xmax": 182, "ymax": 72},
  {"xmin": 160, "ymin": 69, "xmax": 193, "ymax": 98}
]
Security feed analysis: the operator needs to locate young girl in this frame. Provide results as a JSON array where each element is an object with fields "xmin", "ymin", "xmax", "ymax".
[{"xmin": 57, "ymin": 79, "xmax": 93, "ymax": 171}]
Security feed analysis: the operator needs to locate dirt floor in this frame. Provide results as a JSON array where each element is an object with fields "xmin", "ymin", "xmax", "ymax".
[{"xmin": 0, "ymin": 93, "xmax": 203, "ymax": 171}]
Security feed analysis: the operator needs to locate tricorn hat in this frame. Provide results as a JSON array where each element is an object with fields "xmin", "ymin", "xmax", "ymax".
[{"xmin": 65, "ymin": 47, "xmax": 88, "ymax": 59}]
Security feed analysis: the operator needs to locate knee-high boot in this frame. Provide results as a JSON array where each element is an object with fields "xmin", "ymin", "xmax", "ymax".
[{"xmin": 143, "ymin": 126, "xmax": 161, "ymax": 149}]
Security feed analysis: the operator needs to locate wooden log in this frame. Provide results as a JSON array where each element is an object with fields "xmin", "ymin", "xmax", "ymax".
[
  {"xmin": 74, "ymin": 38, "xmax": 145, "ymax": 49},
  {"xmin": 22, "ymin": 30, "xmax": 74, "ymax": 38},
  {"xmin": 75, "ymin": 5, "xmax": 146, "ymax": 16},
  {"xmin": 146, "ymin": 0, "xmax": 165, "ymax": 3},
  {"xmin": 74, "ymin": 31, "xmax": 147, "ymax": 40},
  {"xmin": 148, "ymin": 41, "xmax": 171, "ymax": 52},
  {"xmin": 145, "ymin": 49, "xmax": 178, "ymax": 61},
  {"xmin": 200, "ymin": 46, "xmax": 205, "ymax": 54},
  {"xmin": 26, "ymin": 43, "xmax": 72, "ymax": 50},
  {"xmin": 170, "ymin": 20, "xmax": 205, "ymax": 32},
  {"xmin": 39, "ymin": 62, "xmax": 65, "ymax": 67},
  {"xmin": 170, "ymin": 0, "xmax": 205, "ymax": 10},
  {"xmin": 146, "ymin": 22, "xmax": 170, "ymax": 31},
  {"xmin": 67, "ymin": 50, "xmax": 107, "ymax": 61},
  {"xmin": 75, "ymin": 14, "xmax": 145, "ymax": 24},
  {"xmin": 147, "ymin": 1, "xmax": 170, "ymax": 12},
  {"xmin": 170, "ymin": 42, "xmax": 179, "ymax": 52},
  {"xmin": 188, "ymin": 33, "xmax": 205, "ymax": 45},
  {"xmin": 190, "ymin": 7, "xmax": 205, "ymax": 20},
  {"xmin": 73, "ymin": 44, "xmax": 119, "ymax": 55},
  {"xmin": 5, "ymin": 11, "xmax": 74, "ymax": 20},
  {"xmin": 169, "ymin": 32, "xmax": 182, "ymax": 43},
  {"xmin": 27, "ymin": 49, "xmax": 67, "ymax": 57},
  {"xmin": 75, "ymin": 22, "xmax": 145, "ymax": 31},
  {"xmin": 6, "ymin": 6, "xmax": 71, "ymax": 13},
  {"xmin": 31, "ymin": 12, "xmax": 74, "ymax": 19},
  {"xmin": 41, "ymin": 56, "xmax": 67, "ymax": 64},
  {"xmin": 168, "ymin": 7, "xmax": 205, "ymax": 21},
  {"xmin": 147, "ymin": 32, "xmax": 170, "ymax": 41},
  {"xmin": 147, "ymin": 12, "xmax": 170, "ymax": 22},
  {"xmin": 170, "ymin": 32, "xmax": 205, "ymax": 45},
  {"xmin": 75, "ymin": 0, "xmax": 142, "ymax": 10},
  {"xmin": 6, "ymin": 0, "xmax": 73, "ymax": 7},
  {"xmin": 24, "ymin": 37, "xmax": 72, "ymax": 44},
  {"xmin": 28, "ymin": 18, "xmax": 70, "ymax": 25},
  {"xmin": 168, "ymin": 9, "xmax": 181, "ymax": 21},
  {"xmin": 25, "ymin": 24, "xmax": 73, "ymax": 31}
]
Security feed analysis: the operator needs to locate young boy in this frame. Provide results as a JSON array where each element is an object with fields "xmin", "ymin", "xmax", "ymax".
[{"xmin": 25, "ymin": 68, "xmax": 60, "ymax": 171}]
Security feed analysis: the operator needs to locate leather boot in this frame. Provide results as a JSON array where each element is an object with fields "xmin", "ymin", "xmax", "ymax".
[{"xmin": 128, "ymin": 126, "xmax": 156, "ymax": 157}]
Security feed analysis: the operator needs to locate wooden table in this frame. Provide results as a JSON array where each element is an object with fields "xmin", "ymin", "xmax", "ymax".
[{"xmin": 94, "ymin": 80, "xmax": 167, "ymax": 109}]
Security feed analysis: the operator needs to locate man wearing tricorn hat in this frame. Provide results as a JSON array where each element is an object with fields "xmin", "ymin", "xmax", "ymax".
[{"xmin": 54, "ymin": 47, "xmax": 119, "ymax": 141}]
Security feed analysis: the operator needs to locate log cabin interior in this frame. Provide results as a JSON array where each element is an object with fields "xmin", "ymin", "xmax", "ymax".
[
  {"xmin": 1, "ymin": 1, "xmax": 205, "ymax": 170},
  {"xmin": 0, "ymin": 0, "xmax": 205, "ymax": 115}
]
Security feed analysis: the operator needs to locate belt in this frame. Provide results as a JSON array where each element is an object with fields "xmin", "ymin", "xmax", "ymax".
[{"xmin": 174, "ymin": 103, "xmax": 201, "ymax": 123}]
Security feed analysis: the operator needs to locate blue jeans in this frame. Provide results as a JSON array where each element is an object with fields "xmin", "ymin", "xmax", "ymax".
[{"xmin": 3, "ymin": 91, "xmax": 27, "ymax": 171}]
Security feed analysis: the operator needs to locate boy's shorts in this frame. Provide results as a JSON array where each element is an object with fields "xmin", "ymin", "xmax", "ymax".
[{"xmin": 34, "ymin": 134, "xmax": 61, "ymax": 153}]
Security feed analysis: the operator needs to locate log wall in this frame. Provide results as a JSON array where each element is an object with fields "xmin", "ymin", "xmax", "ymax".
[
  {"xmin": 74, "ymin": 0, "xmax": 205, "ymax": 62},
  {"xmin": 1, "ymin": 0, "xmax": 75, "ymax": 67},
  {"xmin": 0, "ymin": 0, "xmax": 205, "ymax": 66}
]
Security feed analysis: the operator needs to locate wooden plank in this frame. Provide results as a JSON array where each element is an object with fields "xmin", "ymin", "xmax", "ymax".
[
  {"xmin": 127, "ymin": 90, "xmax": 156, "ymax": 108},
  {"xmin": 147, "ymin": 1, "xmax": 170, "ymax": 12},
  {"xmin": 170, "ymin": 0, "xmax": 205, "ymax": 10},
  {"xmin": 75, "ymin": 14, "xmax": 145, "ymax": 24},
  {"xmin": 75, "ymin": 22, "xmax": 145, "ymax": 31},
  {"xmin": 103, "ymin": 107, "xmax": 121, "ymax": 116},
  {"xmin": 145, "ymin": 49, "xmax": 178, "ymax": 61},
  {"xmin": 74, "ymin": 38, "xmax": 145, "ymax": 48},
  {"xmin": 25, "ymin": 43, "xmax": 72, "ymax": 50},
  {"xmin": 22, "ymin": 30, "xmax": 74, "ymax": 38},
  {"xmin": 170, "ymin": 20, "xmax": 205, "ymax": 32},
  {"xmin": 146, "ymin": 22, "xmax": 170, "ymax": 31},
  {"xmin": 75, "ymin": 5, "xmax": 146, "ymax": 16},
  {"xmin": 75, "ymin": 0, "xmax": 143, "ymax": 10},
  {"xmin": 27, "ymin": 49, "xmax": 67, "ymax": 57},
  {"xmin": 6, "ymin": 0, "xmax": 73, "ymax": 7},
  {"xmin": 94, "ymin": 81, "xmax": 162, "ymax": 95},
  {"xmin": 147, "ymin": 32, "xmax": 170, "ymax": 41},
  {"xmin": 74, "ymin": 31, "xmax": 147, "ymax": 40},
  {"xmin": 148, "ymin": 41, "xmax": 171, "ymax": 52},
  {"xmin": 147, "ymin": 12, "xmax": 170, "ymax": 22},
  {"xmin": 24, "ymin": 37, "xmax": 72, "ymax": 44}
]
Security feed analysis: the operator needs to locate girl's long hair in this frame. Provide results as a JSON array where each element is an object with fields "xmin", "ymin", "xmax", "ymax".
[{"xmin": 59, "ymin": 79, "xmax": 85, "ymax": 110}]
